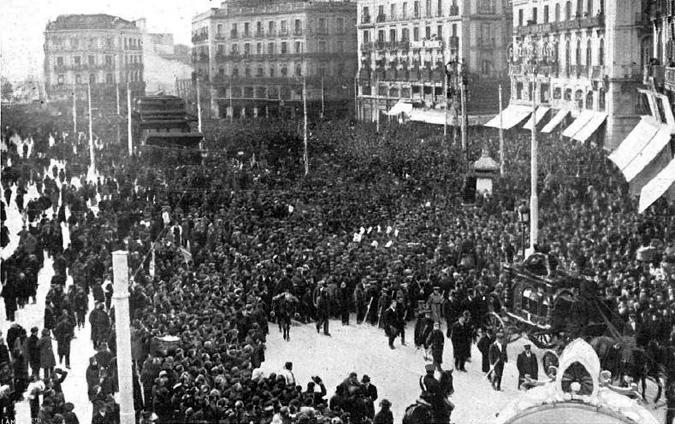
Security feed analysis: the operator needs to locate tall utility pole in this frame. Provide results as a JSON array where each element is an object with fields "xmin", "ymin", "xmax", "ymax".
[
  {"xmin": 529, "ymin": 65, "xmax": 539, "ymax": 254},
  {"xmin": 229, "ymin": 78, "xmax": 233, "ymax": 123},
  {"xmin": 354, "ymin": 76, "xmax": 358, "ymax": 120},
  {"xmin": 112, "ymin": 251, "xmax": 135, "ymax": 424},
  {"xmin": 443, "ymin": 71, "xmax": 448, "ymax": 137},
  {"xmin": 499, "ymin": 84, "xmax": 505, "ymax": 175},
  {"xmin": 320, "ymin": 72, "xmax": 325, "ymax": 119},
  {"xmin": 87, "ymin": 81, "xmax": 95, "ymax": 173},
  {"xmin": 196, "ymin": 76, "xmax": 202, "ymax": 132},
  {"xmin": 460, "ymin": 80, "xmax": 467, "ymax": 152},
  {"xmin": 116, "ymin": 81, "xmax": 121, "ymax": 115},
  {"xmin": 72, "ymin": 86, "xmax": 77, "ymax": 138},
  {"xmin": 127, "ymin": 82, "xmax": 133, "ymax": 156},
  {"xmin": 302, "ymin": 75, "xmax": 308, "ymax": 176},
  {"xmin": 375, "ymin": 75, "xmax": 380, "ymax": 133}
]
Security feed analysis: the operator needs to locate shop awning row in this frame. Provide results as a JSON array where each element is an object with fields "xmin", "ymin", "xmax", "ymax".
[
  {"xmin": 386, "ymin": 100, "xmax": 413, "ymax": 116},
  {"xmin": 408, "ymin": 108, "xmax": 456, "ymax": 125},
  {"xmin": 522, "ymin": 106, "xmax": 550, "ymax": 130},
  {"xmin": 541, "ymin": 109, "xmax": 569, "ymax": 133},
  {"xmin": 572, "ymin": 111, "xmax": 608, "ymax": 142},
  {"xmin": 609, "ymin": 116, "xmax": 672, "ymax": 182},
  {"xmin": 639, "ymin": 157, "xmax": 675, "ymax": 213},
  {"xmin": 483, "ymin": 104, "xmax": 532, "ymax": 129}
]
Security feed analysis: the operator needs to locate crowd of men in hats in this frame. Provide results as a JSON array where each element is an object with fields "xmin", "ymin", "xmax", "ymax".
[{"xmin": 0, "ymin": 104, "xmax": 674, "ymax": 424}]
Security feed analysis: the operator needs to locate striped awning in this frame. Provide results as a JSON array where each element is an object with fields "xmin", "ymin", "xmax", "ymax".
[
  {"xmin": 522, "ymin": 106, "xmax": 550, "ymax": 130},
  {"xmin": 572, "ymin": 112, "xmax": 607, "ymax": 142},
  {"xmin": 541, "ymin": 109, "xmax": 569, "ymax": 133},
  {"xmin": 562, "ymin": 110, "xmax": 595, "ymax": 139},
  {"xmin": 483, "ymin": 104, "xmax": 532, "ymax": 129},
  {"xmin": 639, "ymin": 157, "xmax": 675, "ymax": 212}
]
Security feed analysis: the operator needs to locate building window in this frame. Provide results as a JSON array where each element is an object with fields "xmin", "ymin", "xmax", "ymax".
[
  {"xmin": 217, "ymin": 24, "xmax": 223, "ymax": 36},
  {"xmin": 280, "ymin": 20, "xmax": 287, "ymax": 33},
  {"xmin": 587, "ymin": 0, "xmax": 593, "ymax": 15},
  {"xmin": 390, "ymin": 29, "xmax": 397, "ymax": 42},
  {"xmin": 599, "ymin": 89, "xmax": 605, "ymax": 110},
  {"xmin": 575, "ymin": 39, "xmax": 581, "ymax": 64},
  {"xmin": 57, "ymin": 56, "xmax": 64, "ymax": 66},
  {"xmin": 425, "ymin": 0, "xmax": 431, "ymax": 17},
  {"xmin": 402, "ymin": 28, "xmax": 410, "ymax": 41},
  {"xmin": 244, "ymin": 43, "xmax": 250, "ymax": 55},
  {"xmin": 518, "ymin": 9, "xmax": 524, "ymax": 27},
  {"xmin": 337, "ymin": 40, "xmax": 344, "ymax": 53},
  {"xmin": 257, "ymin": 67, "xmax": 263, "ymax": 77},
  {"xmin": 532, "ymin": 7, "xmax": 537, "ymax": 24},
  {"xmin": 105, "ymin": 55, "xmax": 113, "ymax": 65},
  {"xmin": 437, "ymin": 25, "xmax": 442, "ymax": 39},
  {"xmin": 75, "ymin": 74, "xmax": 81, "ymax": 84},
  {"xmin": 88, "ymin": 55, "xmax": 95, "ymax": 65},
  {"xmin": 516, "ymin": 82, "xmax": 523, "ymax": 99},
  {"xmin": 544, "ymin": 5, "xmax": 549, "ymax": 23},
  {"xmin": 74, "ymin": 56, "xmax": 81, "ymax": 66},
  {"xmin": 281, "ymin": 67, "xmax": 288, "ymax": 76},
  {"xmin": 363, "ymin": 30, "xmax": 370, "ymax": 43},
  {"xmin": 106, "ymin": 73, "xmax": 113, "ymax": 84},
  {"xmin": 270, "ymin": 67, "xmax": 275, "ymax": 77},
  {"xmin": 106, "ymin": 38, "xmax": 113, "ymax": 48},
  {"xmin": 577, "ymin": 0, "xmax": 583, "ymax": 16},
  {"xmin": 318, "ymin": 18, "xmax": 327, "ymax": 33},
  {"xmin": 413, "ymin": 27, "xmax": 420, "ymax": 41},
  {"xmin": 295, "ymin": 64, "xmax": 302, "ymax": 76},
  {"xmin": 337, "ymin": 17, "xmax": 344, "ymax": 33},
  {"xmin": 414, "ymin": 1, "xmax": 420, "ymax": 18},
  {"xmin": 58, "ymin": 74, "xmax": 65, "ymax": 85},
  {"xmin": 378, "ymin": 30, "xmax": 385, "ymax": 42},
  {"xmin": 319, "ymin": 40, "xmax": 327, "ymax": 51},
  {"xmin": 295, "ymin": 41, "xmax": 302, "ymax": 53},
  {"xmin": 268, "ymin": 43, "xmax": 275, "ymax": 54},
  {"xmin": 598, "ymin": 39, "xmax": 604, "ymax": 65},
  {"xmin": 565, "ymin": 1, "xmax": 572, "ymax": 20},
  {"xmin": 425, "ymin": 26, "xmax": 431, "ymax": 40},
  {"xmin": 268, "ymin": 21, "xmax": 275, "ymax": 35},
  {"xmin": 294, "ymin": 19, "xmax": 302, "ymax": 34},
  {"xmin": 244, "ymin": 23, "xmax": 250, "ymax": 37},
  {"xmin": 281, "ymin": 42, "xmax": 288, "ymax": 54},
  {"xmin": 245, "ymin": 67, "xmax": 251, "ymax": 77},
  {"xmin": 586, "ymin": 39, "xmax": 592, "ymax": 65},
  {"xmin": 436, "ymin": 0, "xmax": 442, "ymax": 16},
  {"xmin": 256, "ymin": 22, "xmax": 262, "ymax": 35},
  {"xmin": 555, "ymin": 4, "xmax": 560, "ymax": 21},
  {"xmin": 337, "ymin": 63, "xmax": 345, "ymax": 77},
  {"xmin": 391, "ymin": 4, "xmax": 397, "ymax": 19},
  {"xmin": 256, "ymin": 43, "xmax": 262, "ymax": 54},
  {"xmin": 71, "ymin": 38, "xmax": 79, "ymax": 49},
  {"xmin": 232, "ymin": 67, "xmax": 239, "ymax": 77},
  {"xmin": 89, "ymin": 74, "xmax": 96, "ymax": 84},
  {"xmin": 402, "ymin": 2, "xmax": 407, "ymax": 18}
]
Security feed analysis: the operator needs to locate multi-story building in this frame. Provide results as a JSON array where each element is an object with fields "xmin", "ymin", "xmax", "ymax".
[
  {"xmin": 192, "ymin": 0, "xmax": 358, "ymax": 119},
  {"xmin": 495, "ymin": 0, "xmax": 647, "ymax": 149},
  {"xmin": 610, "ymin": 0, "xmax": 674, "ymax": 209},
  {"xmin": 43, "ymin": 14, "xmax": 145, "ymax": 103},
  {"xmin": 356, "ymin": 0, "xmax": 512, "ymax": 122}
]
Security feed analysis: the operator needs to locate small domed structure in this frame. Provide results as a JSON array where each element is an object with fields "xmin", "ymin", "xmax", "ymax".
[{"xmin": 471, "ymin": 148, "xmax": 500, "ymax": 197}]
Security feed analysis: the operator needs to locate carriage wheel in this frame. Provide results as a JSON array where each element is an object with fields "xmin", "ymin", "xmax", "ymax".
[
  {"xmin": 542, "ymin": 350, "xmax": 559, "ymax": 375},
  {"xmin": 530, "ymin": 331, "xmax": 555, "ymax": 349}
]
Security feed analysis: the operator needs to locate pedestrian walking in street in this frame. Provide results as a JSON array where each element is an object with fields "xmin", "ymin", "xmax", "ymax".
[
  {"xmin": 25, "ymin": 326, "xmax": 41, "ymax": 377},
  {"xmin": 426, "ymin": 322, "xmax": 445, "ymax": 372},
  {"xmin": 450, "ymin": 314, "xmax": 471, "ymax": 371},
  {"xmin": 382, "ymin": 300, "xmax": 402, "ymax": 349},
  {"xmin": 516, "ymin": 344, "xmax": 539, "ymax": 390},
  {"xmin": 488, "ymin": 333, "xmax": 508, "ymax": 391},
  {"xmin": 476, "ymin": 327, "xmax": 494, "ymax": 374},
  {"xmin": 38, "ymin": 328, "xmax": 55, "ymax": 380},
  {"xmin": 53, "ymin": 313, "xmax": 75, "ymax": 369}
]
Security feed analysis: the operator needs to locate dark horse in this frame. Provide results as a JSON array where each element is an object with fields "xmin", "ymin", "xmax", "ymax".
[
  {"xmin": 402, "ymin": 370, "xmax": 454, "ymax": 424},
  {"xmin": 590, "ymin": 336, "xmax": 665, "ymax": 403}
]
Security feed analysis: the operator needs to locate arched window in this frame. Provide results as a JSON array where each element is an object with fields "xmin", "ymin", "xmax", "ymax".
[
  {"xmin": 564, "ymin": 88, "xmax": 572, "ymax": 100},
  {"xmin": 565, "ymin": 1, "xmax": 572, "ymax": 20},
  {"xmin": 598, "ymin": 38, "xmax": 604, "ymax": 66},
  {"xmin": 555, "ymin": 3, "xmax": 560, "ymax": 21},
  {"xmin": 586, "ymin": 39, "xmax": 592, "ymax": 65},
  {"xmin": 598, "ymin": 88, "xmax": 605, "ymax": 110},
  {"xmin": 565, "ymin": 40, "xmax": 570, "ymax": 65},
  {"xmin": 575, "ymin": 39, "xmax": 581, "ymax": 65},
  {"xmin": 587, "ymin": 0, "xmax": 593, "ymax": 15}
]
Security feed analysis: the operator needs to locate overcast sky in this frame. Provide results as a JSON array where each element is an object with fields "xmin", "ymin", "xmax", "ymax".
[{"xmin": 1, "ymin": 0, "xmax": 217, "ymax": 81}]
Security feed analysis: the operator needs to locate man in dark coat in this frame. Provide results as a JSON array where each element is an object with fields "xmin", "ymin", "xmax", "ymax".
[
  {"xmin": 488, "ymin": 333, "xmax": 508, "ymax": 391},
  {"xmin": 516, "ymin": 344, "xmax": 539, "ymax": 389},
  {"xmin": 353, "ymin": 281, "xmax": 367, "ymax": 324},
  {"xmin": 89, "ymin": 303, "xmax": 110, "ymax": 349},
  {"xmin": 361, "ymin": 375, "xmax": 378, "ymax": 419},
  {"xmin": 1, "ymin": 280, "xmax": 17, "ymax": 321},
  {"xmin": 450, "ymin": 315, "xmax": 471, "ymax": 371},
  {"xmin": 426, "ymin": 322, "xmax": 445, "ymax": 372},
  {"xmin": 337, "ymin": 282, "xmax": 351, "ymax": 325},
  {"xmin": 53, "ymin": 313, "xmax": 75, "ymax": 369},
  {"xmin": 25, "ymin": 327, "xmax": 41, "ymax": 376},
  {"xmin": 382, "ymin": 300, "xmax": 401, "ymax": 349},
  {"xmin": 314, "ymin": 286, "xmax": 331, "ymax": 336},
  {"xmin": 414, "ymin": 309, "xmax": 434, "ymax": 349},
  {"xmin": 476, "ymin": 327, "xmax": 493, "ymax": 373}
]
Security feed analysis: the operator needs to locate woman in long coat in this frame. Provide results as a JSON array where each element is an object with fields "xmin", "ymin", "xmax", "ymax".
[{"xmin": 38, "ymin": 328, "xmax": 56, "ymax": 379}]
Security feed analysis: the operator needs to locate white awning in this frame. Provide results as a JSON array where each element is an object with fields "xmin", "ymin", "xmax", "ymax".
[
  {"xmin": 623, "ymin": 124, "xmax": 672, "ymax": 182},
  {"xmin": 408, "ymin": 108, "xmax": 456, "ymax": 125},
  {"xmin": 572, "ymin": 112, "xmax": 607, "ymax": 142},
  {"xmin": 386, "ymin": 100, "xmax": 413, "ymax": 116},
  {"xmin": 483, "ymin": 104, "xmax": 532, "ymax": 129},
  {"xmin": 609, "ymin": 116, "xmax": 661, "ymax": 170},
  {"xmin": 562, "ymin": 110, "xmax": 595, "ymax": 138},
  {"xmin": 639, "ymin": 158, "xmax": 675, "ymax": 212},
  {"xmin": 522, "ymin": 106, "xmax": 550, "ymax": 130},
  {"xmin": 541, "ymin": 109, "xmax": 569, "ymax": 133}
]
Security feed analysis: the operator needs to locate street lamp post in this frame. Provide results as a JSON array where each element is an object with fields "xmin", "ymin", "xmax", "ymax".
[
  {"xmin": 526, "ymin": 39, "xmax": 539, "ymax": 255},
  {"xmin": 518, "ymin": 204, "xmax": 530, "ymax": 259}
]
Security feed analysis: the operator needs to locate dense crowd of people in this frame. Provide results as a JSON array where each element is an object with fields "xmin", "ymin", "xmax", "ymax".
[{"xmin": 1, "ymin": 103, "xmax": 674, "ymax": 424}]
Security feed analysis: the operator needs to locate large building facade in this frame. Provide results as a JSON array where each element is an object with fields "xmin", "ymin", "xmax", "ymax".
[
  {"xmin": 356, "ymin": 0, "xmax": 512, "ymax": 122},
  {"xmin": 43, "ymin": 14, "xmax": 146, "ymax": 102},
  {"xmin": 192, "ymin": 0, "xmax": 358, "ymax": 119},
  {"xmin": 505, "ymin": 0, "xmax": 647, "ymax": 149}
]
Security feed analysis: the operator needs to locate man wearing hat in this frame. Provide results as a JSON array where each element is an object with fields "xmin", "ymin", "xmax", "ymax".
[
  {"xmin": 361, "ymin": 375, "xmax": 378, "ymax": 419},
  {"xmin": 488, "ymin": 333, "xmax": 508, "ymax": 391},
  {"xmin": 419, "ymin": 364, "xmax": 444, "ymax": 421},
  {"xmin": 427, "ymin": 287, "xmax": 444, "ymax": 324},
  {"xmin": 516, "ymin": 344, "xmax": 538, "ymax": 390},
  {"xmin": 373, "ymin": 399, "xmax": 392, "ymax": 424}
]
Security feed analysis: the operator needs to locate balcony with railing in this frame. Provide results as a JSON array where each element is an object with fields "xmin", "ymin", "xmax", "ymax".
[
  {"xmin": 293, "ymin": 29, "xmax": 303, "ymax": 36},
  {"xmin": 215, "ymin": 53, "xmax": 227, "ymax": 63},
  {"xmin": 361, "ymin": 42, "xmax": 374, "ymax": 52},
  {"xmin": 577, "ymin": 64, "xmax": 588, "ymax": 78},
  {"xmin": 591, "ymin": 65, "xmax": 605, "ymax": 79},
  {"xmin": 316, "ymin": 27, "xmax": 329, "ymax": 35},
  {"xmin": 198, "ymin": 54, "xmax": 209, "ymax": 63},
  {"xmin": 361, "ymin": 15, "xmax": 371, "ymax": 24},
  {"xmin": 279, "ymin": 29, "xmax": 289, "ymax": 36},
  {"xmin": 255, "ymin": 31, "xmax": 265, "ymax": 38},
  {"xmin": 665, "ymin": 66, "xmax": 675, "ymax": 90},
  {"xmin": 516, "ymin": 14, "xmax": 604, "ymax": 36},
  {"xmin": 231, "ymin": 31, "xmax": 239, "ymax": 39},
  {"xmin": 449, "ymin": 5, "xmax": 460, "ymax": 16},
  {"xmin": 215, "ymin": 33, "xmax": 226, "ymax": 40},
  {"xmin": 376, "ymin": 14, "xmax": 386, "ymax": 23},
  {"xmin": 192, "ymin": 32, "xmax": 209, "ymax": 43}
]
